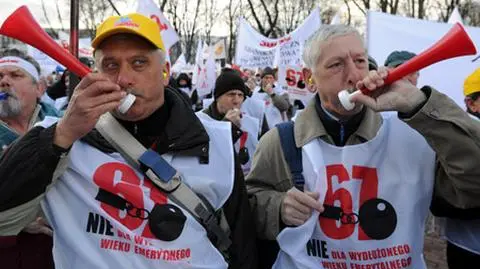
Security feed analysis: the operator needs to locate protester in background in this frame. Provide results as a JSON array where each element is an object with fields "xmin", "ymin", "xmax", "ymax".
[
  {"xmin": 0, "ymin": 48, "xmax": 60, "ymax": 269},
  {"xmin": 384, "ymin": 50, "xmax": 419, "ymax": 86},
  {"xmin": 201, "ymin": 69, "xmax": 261, "ymax": 174},
  {"xmin": 251, "ymin": 67, "xmax": 290, "ymax": 129},
  {"xmin": 175, "ymin": 72, "xmax": 199, "ymax": 108}
]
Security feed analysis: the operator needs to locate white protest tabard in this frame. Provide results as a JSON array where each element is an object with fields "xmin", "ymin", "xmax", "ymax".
[
  {"xmin": 137, "ymin": 0, "xmax": 180, "ymax": 49},
  {"xmin": 278, "ymin": 65, "xmax": 315, "ymax": 105},
  {"xmin": 235, "ymin": 8, "xmax": 321, "ymax": 69},
  {"xmin": 367, "ymin": 11, "xmax": 480, "ymax": 108}
]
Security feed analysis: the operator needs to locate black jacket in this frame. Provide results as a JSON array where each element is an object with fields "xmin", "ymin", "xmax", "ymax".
[
  {"xmin": 204, "ymin": 101, "xmax": 269, "ymax": 142},
  {"xmin": 0, "ymin": 86, "xmax": 258, "ymax": 269},
  {"xmin": 203, "ymin": 101, "xmax": 244, "ymax": 144}
]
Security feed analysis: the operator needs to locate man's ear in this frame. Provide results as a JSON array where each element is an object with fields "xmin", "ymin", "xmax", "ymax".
[
  {"xmin": 35, "ymin": 78, "xmax": 45, "ymax": 98},
  {"xmin": 163, "ymin": 61, "xmax": 171, "ymax": 86},
  {"xmin": 302, "ymin": 67, "xmax": 313, "ymax": 86},
  {"xmin": 465, "ymin": 97, "xmax": 476, "ymax": 112},
  {"xmin": 302, "ymin": 67, "xmax": 317, "ymax": 93}
]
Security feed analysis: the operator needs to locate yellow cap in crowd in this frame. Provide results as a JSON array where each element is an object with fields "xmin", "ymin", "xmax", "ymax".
[
  {"xmin": 464, "ymin": 67, "xmax": 480, "ymax": 96},
  {"xmin": 92, "ymin": 13, "xmax": 165, "ymax": 51}
]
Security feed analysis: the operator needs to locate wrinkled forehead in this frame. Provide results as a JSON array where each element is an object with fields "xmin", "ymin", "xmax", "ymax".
[
  {"xmin": 319, "ymin": 34, "xmax": 367, "ymax": 62},
  {"xmin": 0, "ymin": 66, "xmax": 29, "ymax": 76}
]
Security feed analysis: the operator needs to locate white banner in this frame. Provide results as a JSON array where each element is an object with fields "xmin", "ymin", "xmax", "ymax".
[
  {"xmin": 196, "ymin": 47, "xmax": 216, "ymax": 97},
  {"xmin": 57, "ymin": 31, "xmax": 93, "ymax": 58},
  {"xmin": 235, "ymin": 8, "xmax": 321, "ymax": 68},
  {"xmin": 28, "ymin": 37, "xmax": 93, "ymax": 76},
  {"xmin": 367, "ymin": 11, "xmax": 480, "ymax": 107},
  {"xmin": 136, "ymin": 0, "xmax": 180, "ymax": 49},
  {"xmin": 28, "ymin": 46, "xmax": 62, "ymax": 76}
]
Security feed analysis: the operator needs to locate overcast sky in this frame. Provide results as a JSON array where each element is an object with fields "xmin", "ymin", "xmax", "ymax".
[
  {"xmin": 0, "ymin": 0, "xmax": 131, "ymax": 28},
  {"xmin": 0, "ymin": 0, "xmax": 231, "ymax": 36}
]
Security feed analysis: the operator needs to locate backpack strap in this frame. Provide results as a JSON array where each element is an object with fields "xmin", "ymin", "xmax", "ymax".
[{"xmin": 276, "ymin": 122, "xmax": 304, "ymax": 191}]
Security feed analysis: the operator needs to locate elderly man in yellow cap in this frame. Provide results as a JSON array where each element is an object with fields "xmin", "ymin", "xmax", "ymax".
[
  {"xmin": 431, "ymin": 67, "xmax": 480, "ymax": 269},
  {"xmin": 0, "ymin": 13, "xmax": 257, "ymax": 269}
]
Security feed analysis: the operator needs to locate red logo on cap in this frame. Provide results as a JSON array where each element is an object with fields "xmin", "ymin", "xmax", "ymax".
[{"xmin": 114, "ymin": 17, "xmax": 139, "ymax": 28}]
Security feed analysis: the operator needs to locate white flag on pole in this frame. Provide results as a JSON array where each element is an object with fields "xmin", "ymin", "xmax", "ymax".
[
  {"xmin": 447, "ymin": 7, "xmax": 463, "ymax": 25},
  {"xmin": 136, "ymin": 0, "xmax": 180, "ymax": 49}
]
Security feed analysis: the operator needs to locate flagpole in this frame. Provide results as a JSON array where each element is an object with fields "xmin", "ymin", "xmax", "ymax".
[{"xmin": 69, "ymin": 0, "xmax": 80, "ymax": 93}]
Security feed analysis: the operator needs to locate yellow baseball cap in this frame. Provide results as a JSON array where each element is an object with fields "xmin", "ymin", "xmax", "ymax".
[
  {"xmin": 464, "ymin": 67, "xmax": 480, "ymax": 96},
  {"xmin": 92, "ymin": 13, "xmax": 165, "ymax": 51}
]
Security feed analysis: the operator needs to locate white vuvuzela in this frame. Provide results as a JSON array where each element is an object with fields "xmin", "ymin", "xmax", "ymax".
[
  {"xmin": 338, "ymin": 89, "xmax": 363, "ymax": 111},
  {"xmin": 117, "ymin": 93, "xmax": 136, "ymax": 114}
]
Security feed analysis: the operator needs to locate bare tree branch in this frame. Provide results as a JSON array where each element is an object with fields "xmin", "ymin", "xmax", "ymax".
[
  {"xmin": 41, "ymin": 0, "xmax": 58, "ymax": 38},
  {"xmin": 54, "ymin": 0, "xmax": 65, "ymax": 31},
  {"xmin": 246, "ymin": 0, "xmax": 267, "ymax": 35}
]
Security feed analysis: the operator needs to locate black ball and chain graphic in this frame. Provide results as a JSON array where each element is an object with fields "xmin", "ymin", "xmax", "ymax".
[{"xmin": 320, "ymin": 198, "xmax": 397, "ymax": 240}]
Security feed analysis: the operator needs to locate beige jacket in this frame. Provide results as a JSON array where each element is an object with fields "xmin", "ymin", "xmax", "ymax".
[{"xmin": 246, "ymin": 88, "xmax": 480, "ymax": 240}]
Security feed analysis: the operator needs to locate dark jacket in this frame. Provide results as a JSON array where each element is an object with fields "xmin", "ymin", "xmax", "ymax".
[
  {"xmin": 204, "ymin": 101, "xmax": 269, "ymax": 141},
  {"xmin": 203, "ymin": 101, "xmax": 244, "ymax": 143},
  {"xmin": 0, "ymin": 86, "xmax": 258, "ymax": 269}
]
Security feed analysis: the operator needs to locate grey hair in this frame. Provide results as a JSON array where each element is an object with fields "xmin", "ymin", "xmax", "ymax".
[{"xmin": 303, "ymin": 24, "xmax": 364, "ymax": 72}]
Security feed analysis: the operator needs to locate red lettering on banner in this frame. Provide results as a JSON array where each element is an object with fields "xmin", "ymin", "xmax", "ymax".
[
  {"xmin": 319, "ymin": 164, "xmax": 379, "ymax": 240},
  {"xmin": 259, "ymin": 41, "xmax": 277, "ymax": 48},
  {"xmin": 93, "ymin": 162, "xmax": 168, "ymax": 239},
  {"xmin": 286, "ymin": 68, "xmax": 304, "ymax": 87}
]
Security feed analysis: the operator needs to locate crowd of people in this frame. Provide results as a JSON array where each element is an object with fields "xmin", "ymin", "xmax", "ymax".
[{"xmin": 0, "ymin": 11, "xmax": 479, "ymax": 269}]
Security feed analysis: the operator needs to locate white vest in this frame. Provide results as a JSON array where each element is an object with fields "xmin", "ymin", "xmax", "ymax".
[
  {"xmin": 38, "ymin": 117, "xmax": 235, "ymax": 269},
  {"xmin": 203, "ymin": 98, "xmax": 214, "ymax": 110},
  {"xmin": 252, "ymin": 86, "xmax": 286, "ymax": 129},
  {"xmin": 242, "ymin": 97, "xmax": 266, "ymax": 132},
  {"xmin": 235, "ymin": 114, "xmax": 259, "ymax": 174},
  {"xmin": 196, "ymin": 111, "xmax": 259, "ymax": 174},
  {"xmin": 443, "ymin": 114, "xmax": 480, "ymax": 255},
  {"xmin": 273, "ymin": 115, "xmax": 436, "ymax": 269}
]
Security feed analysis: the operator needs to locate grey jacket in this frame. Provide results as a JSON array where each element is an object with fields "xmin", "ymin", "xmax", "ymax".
[{"xmin": 246, "ymin": 88, "xmax": 480, "ymax": 240}]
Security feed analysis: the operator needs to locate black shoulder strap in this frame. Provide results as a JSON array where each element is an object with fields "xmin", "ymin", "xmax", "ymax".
[{"xmin": 276, "ymin": 122, "xmax": 304, "ymax": 191}]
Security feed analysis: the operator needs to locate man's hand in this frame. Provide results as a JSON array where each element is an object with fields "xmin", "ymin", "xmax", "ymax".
[
  {"xmin": 54, "ymin": 73, "xmax": 125, "ymax": 148},
  {"xmin": 351, "ymin": 67, "xmax": 427, "ymax": 113},
  {"xmin": 264, "ymin": 83, "xmax": 274, "ymax": 95},
  {"xmin": 281, "ymin": 187, "xmax": 324, "ymax": 226},
  {"xmin": 224, "ymin": 108, "xmax": 242, "ymax": 128},
  {"xmin": 22, "ymin": 217, "xmax": 53, "ymax": 237}
]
